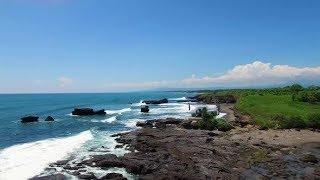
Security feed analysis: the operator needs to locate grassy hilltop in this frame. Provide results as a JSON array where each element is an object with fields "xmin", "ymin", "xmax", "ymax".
[{"xmin": 197, "ymin": 84, "xmax": 320, "ymax": 129}]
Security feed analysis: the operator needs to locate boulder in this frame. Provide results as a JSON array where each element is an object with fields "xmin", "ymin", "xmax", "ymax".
[
  {"xmin": 72, "ymin": 108, "xmax": 106, "ymax": 116},
  {"xmin": 99, "ymin": 173, "xmax": 126, "ymax": 180},
  {"xmin": 21, "ymin": 116, "xmax": 39, "ymax": 123},
  {"xmin": 161, "ymin": 118, "xmax": 181, "ymax": 125},
  {"xmin": 141, "ymin": 106, "xmax": 149, "ymax": 113},
  {"xmin": 78, "ymin": 172, "xmax": 96, "ymax": 180},
  {"xmin": 94, "ymin": 109, "xmax": 107, "ymax": 115},
  {"xmin": 176, "ymin": 99, "xmax": 197, "ymax": 103},
  {"xmin": 29, "ymin": 174, "xmax": 67, "ymax": 180},
  {"xmin": 180, "ymin": 119, "xmax": 199, "ymax": 129},
  {"xmin": 301, "ymin": 154, "xmax": 318, "ymax": 163},
  {"xmin": 83, "ymin": 154, "xmax": 124, "ymax": 168},
  {"xmin": 143, "ymin": 98, "xmax": 168, "ymax": 105},
  {"xmin": 45, "ymin": 116, "xmax": 54, "ymax": 122},
  {"xmin": 136, "ymin": 120, "xmax": 154, "ymax": 128}
]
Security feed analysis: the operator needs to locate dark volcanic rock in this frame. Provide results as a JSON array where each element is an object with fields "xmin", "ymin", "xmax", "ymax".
[
  {"xmin": 45, "ymin": 116, "xmax": 55, "ymax": 121},
  {"xmin": 72, "ymin": 108, "xmax": 106, "ymax": 116},
  {"xmin": 301, "ymin": 154, "xmax": 319, "ymax": 163},
  {"xmin": 143, "ymin": 98, "xmax": 168, "ymax": 105},
  {"xmin": 21, "ymin": 116, "xmax": 39, "ymax": 123},
  {"xmin": 72, "ymin": 108, "xmax": 95, "ymax": 115},
  {"xmin": 136, "ymin": 118, "xmax": 182, "ymax": 128},
  {"xmin": 176, "ymin": 99, "xmax": 198, "ymax": 103},
  {"xmin": 180, "ymin": 119, "xmax": 199, "ymax": 129},
  {"xmin": 136, "ymin": 120, "xmax": 154, "ymax": 128},
  {"xmin": 83, "ymin": 154, "xmax": 124, "ymax": 168},
  {"xmin": 80, "ymin": 125, "xmax": 256, "ymax": 180},
  {"xmin": 30, "ymin": 174, "xmax": 67, "ymax": 180},
  {"xmin": 99, "ymin": 173, "xmax": 126, "ymax": 180},
  {"xmin": 51, "ymin": 160, "xmax": 69, "ymax": 166},
  {"xmin": 140, "ymin": 106, "xmax": 149, "ymax": 113},
  {"xmin": 95, "ymin": 109, "xmax": 107, "ymax": 115},
  {"xmin": 78, "ymin": 172, "xmax": 97, "ymax": 180}
]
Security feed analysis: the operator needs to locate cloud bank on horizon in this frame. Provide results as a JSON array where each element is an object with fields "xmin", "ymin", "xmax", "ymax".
[
  {"xmin": 1, "ymin": 61, "xmax": 320, "ymax": 93},
  {"xmin": 182, "ymin": 61, "xmax": 320, "ymax": 87},
  {"xmin": 106, "ymin": 61, "xmax": 320, "ymax": 91}
]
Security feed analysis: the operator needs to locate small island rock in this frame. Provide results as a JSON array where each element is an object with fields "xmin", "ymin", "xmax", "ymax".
[
  {"xmin": 72, "ymin": 108, "xmax": 106, "ymax": 116},
  {"xmin": 143, "ymin": 98, "xmax": 168, "ymax": 105},
  {"xmin": 141, "ymin": 106, "xmax": 149, "ymax": 113},
  {"xmin": 45, "ymin": 116, "xmax": 55, "ymax": 121},
  {"xmin": 21, "ymin": 116, "xmax": 39, "ymax": 123}
]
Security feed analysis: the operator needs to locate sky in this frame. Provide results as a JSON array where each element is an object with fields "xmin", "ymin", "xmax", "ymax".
[{"xmin": 0, "ymin": 0, "xmax": 319, "ymax": 93}]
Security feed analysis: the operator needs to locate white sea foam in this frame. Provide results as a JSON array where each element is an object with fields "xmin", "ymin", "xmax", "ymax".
[
  {"xmin": 0, "ymin": 131, "xmax": 93, "ymax": 180},
  {"xmin": 101, "ymin": 116, "xmax": 117, "ymax": 123},
  {"xmin": 67, "ymin": 113, "xmax": 79, "ymax": 117},
  {"xmin": 105, "ymin": 108, "xmax": 131, "ymax": 115},
  {"xmin": 169, "ymin": 97, "xmax": 187, "ymax": 101},
  {"xmin": 151, "ymin": 103, "xmax": 217, "ymax": 116},
  {"xmin": 124, "ymin": 119, "xmax": 143, "ymax": 128},
  {"xmin": 131, "ymin": 100, "xmax": 146, "ymax": 107},
  {"xmin": 216, "ymin": 113, "xmax": 227, "ymax": 119}
]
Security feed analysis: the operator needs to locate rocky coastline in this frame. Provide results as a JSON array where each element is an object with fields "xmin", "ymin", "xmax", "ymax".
[{"xmin": 31, "ymin": 99, "xmax": 320, "ymax": 180}]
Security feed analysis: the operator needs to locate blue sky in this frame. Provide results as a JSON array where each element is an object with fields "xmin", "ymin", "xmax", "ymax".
[{"xmin": 0, "ymin": 0, "xmax": 319, "ymax": 93}]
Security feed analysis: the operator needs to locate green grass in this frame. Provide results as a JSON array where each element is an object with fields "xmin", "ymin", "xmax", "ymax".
[{"xmin": 235, "ymin": 94, "xmax": 320, "ymax": 129}]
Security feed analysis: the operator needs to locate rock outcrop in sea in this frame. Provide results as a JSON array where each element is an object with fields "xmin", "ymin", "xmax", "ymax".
[
  {"xmin": 45, "ymin": 116, "xmax": 55, "ymax": 122},
  {"xmin": 140, "ymin": 106, "xmax": 149, "ymax": 113},
  {"xmin": 142, "ymin": 98, "xmax": 168, "ymax": 104},
  {"xmin": 21, "ymin": 116, "xmax": 39, "ymax": 123},
  {"xmin": 72, "ymin": 108, "xmax": 106, "ymax": 116}
]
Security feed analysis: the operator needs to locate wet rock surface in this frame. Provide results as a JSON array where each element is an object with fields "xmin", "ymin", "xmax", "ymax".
[
  {"xmin": 142, "ymin": 98, "xmax": 168, "ymax": 105},
  {"xmin": 72, "ymin": 108, "xmax": 106, "ymax": 116},
  {"xmin": 99, "ymin": 173, "xmax": 126, "ymax": 180},
  {"xmin": 30, "ymin": 173, "xmax": 67, "ymax": 180},
  {"xmin": 140, "ymin": 106, "xmax": 149, "ymax": 113},
  {"xmin": 21, "ymin": 116, "xmax": 39, "ymax": 123},
  {"xmin": 37, "ymin": 116, "xmax": 320, "ymax": 179},
  {"xmin": 45, "ymin": 116, "xmax": 55, "ymax": 122},
  {"xmin": 80, "ymin": 122, "xmax": 320, "ymax": 179}
]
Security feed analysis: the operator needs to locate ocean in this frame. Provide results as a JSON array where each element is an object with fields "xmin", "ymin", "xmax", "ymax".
[{"xmin": 0, "ymin": 91, "xmax": 207, "ymax": 179}]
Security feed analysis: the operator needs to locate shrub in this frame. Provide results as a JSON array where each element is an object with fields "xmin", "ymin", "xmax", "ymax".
[
  {"xmin": 307, "ymin": 113, "xmax": 320, "ymax": 129},
  {"xmin": 295, "ymin": 90, "xmax": 320, "ymax": 103},
  {"xmin": 271, "ymin": 114, "xmax": 286, "ymax": 122},
  {"xmin": 279, "ymin": 115, "xmax": 306, "ymax": 129},
  {"xmin": 198, "ymin": 117, "xmax": 217, "ymax": 131},
  {"xmin": 196, "ymin": 108, "xmax": 233, "ymax": 131},
  {"xmin": 216, "ymin": 118, "xmax": 233, "ymax": 131},
  {"xmin": 192, "ymin": 107, "xmax": 217, "ymax": 118}
]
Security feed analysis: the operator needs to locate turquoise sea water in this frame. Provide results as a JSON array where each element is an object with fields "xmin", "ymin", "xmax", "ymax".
[{"xmin": 0, "ymin": 91, "xmax": 197, "ymax": 179}]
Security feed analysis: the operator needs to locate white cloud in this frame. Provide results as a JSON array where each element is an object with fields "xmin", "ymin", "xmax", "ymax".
[
  {"xmin": 58, "ymin": 77, "xmax": 73, "ymax": 88},
  {"xmin": 182, "ymin": 61, "xmax": 320, "ymax": 87},
  {"xmin": 102, "ymin": 61, "xmax": 320, "ymax": 91}
]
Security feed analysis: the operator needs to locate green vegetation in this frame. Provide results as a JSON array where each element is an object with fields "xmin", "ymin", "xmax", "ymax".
[
  {"xmin": 307, "ymin": 113, "xmax": 320, "ymax": 129},
  {"xmin": 196, "ymin": 108, "xmax": 233, "ymax": 131},
  {"xmin": 197, "ymin": 84, "xmax": 320, "ymax": 129},
  {"xmin": 294, "ymin": 90, "xmax": 320, "ymax": 103}
]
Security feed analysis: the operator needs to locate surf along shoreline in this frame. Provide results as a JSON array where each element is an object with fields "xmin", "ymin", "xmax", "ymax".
[{"xmin": 32, "ymin": 88, "xmax": 320, "ymax": 179}]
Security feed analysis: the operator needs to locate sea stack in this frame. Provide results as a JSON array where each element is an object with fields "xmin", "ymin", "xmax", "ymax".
[
  {"xmin": 142, "ymin": 98, "xmax": 168, "ymax": 105},
  {"xmin": 21, "ymin": 116, "xmax": 39, "ymax": 123},
  {"xmin": 45, "ymin": 116, "xmax": 55, "ymax": 121},
  {"xmin": 72, "ymin": 108, "xmax": 106, "ymax": 116},
  {"xmin": 141, "ymin": 105, "xmax": 150, "ymax": 113}
]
